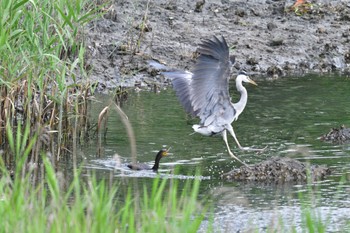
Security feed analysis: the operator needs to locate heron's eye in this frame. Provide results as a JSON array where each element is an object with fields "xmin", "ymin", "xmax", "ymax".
[{"xmin": 239, "ymin": 70, "xmax": 247, "ymax": 76}]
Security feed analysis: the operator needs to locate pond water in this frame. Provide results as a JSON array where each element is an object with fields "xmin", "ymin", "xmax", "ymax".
[{"xmin": 82, "ymin": 74, "xmax": 350, "ymax": 232}]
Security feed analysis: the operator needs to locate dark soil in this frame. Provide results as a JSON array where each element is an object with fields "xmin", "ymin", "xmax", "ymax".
[
  {"xmin": 320, "ymin": 125, "xmax": 350, "ymax": 143},
  {"xmin": 84, "ymin": 0, "xmax": 350, "ymax": 91},
  {"xmin": 221, "ymin": 156, "xmax": 331, "ymax": 183}
]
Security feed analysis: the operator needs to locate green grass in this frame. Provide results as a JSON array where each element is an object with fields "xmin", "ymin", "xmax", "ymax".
[
  {"xmin": 0, "ymin": 119, "xmax": 206, "ymax": 233},
  {"xmin": 0, "ymin": 0, "xmax": 103, "ymax": 163},
  {"xmin": 0, "ymin": 2, "xmax": 207, "ymax": 230},
  {"xmin": 0, "ymin": 156, "xmax": 206, "ymax": 233},
  {"xmin": 0, "ymin": 0, "xmax": 94, "ymax": 86}
]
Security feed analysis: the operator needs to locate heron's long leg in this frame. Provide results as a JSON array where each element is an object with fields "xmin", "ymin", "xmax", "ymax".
[
  {"xmin": 227, "ymin": 125, "xmax": 266, "ymax": 152},
  {"xmin": 222, "ymin": 130, "xmax": 248, "ymax": 166}
]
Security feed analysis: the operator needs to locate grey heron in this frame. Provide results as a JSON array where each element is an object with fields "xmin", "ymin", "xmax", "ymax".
[
  {"xmin": 151, "ymin": 36, "xmax": 262, "ymax": 165},
  {"xmin": 127, "ymin": 149, "xmax": 168, "ymax": 171}
]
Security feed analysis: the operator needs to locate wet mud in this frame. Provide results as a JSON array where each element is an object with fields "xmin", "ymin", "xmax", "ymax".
[
  {"xmin": 85, "ymin": 0, "xmax": 350, "ymax": 91},
  {"xmin": 221, "ymin": 156, "xmax": 331, "ymax": 182}
]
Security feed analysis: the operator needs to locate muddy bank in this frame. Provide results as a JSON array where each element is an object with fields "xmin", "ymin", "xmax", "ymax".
[
  {"xmin": 221, "ymin": 156, "xmax": 331, "ymax": 183},
  {"xmin": 84, "ymin": 0, "xmax": 350, "ymax": 91}
]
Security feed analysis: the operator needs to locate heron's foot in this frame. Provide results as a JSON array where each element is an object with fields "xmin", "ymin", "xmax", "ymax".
[
  {"xmin": 227, "ymin": 150, "xmax": 249, "ymax": 167},
  {"xmin": 239, "ymin": 145, "xmax": 268, "ymax": 154}
]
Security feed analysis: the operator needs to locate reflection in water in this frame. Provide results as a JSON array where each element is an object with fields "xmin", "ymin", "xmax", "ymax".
[{"xmin": 82, "ymin": 75, "xmax": 350, "ymax": 231}]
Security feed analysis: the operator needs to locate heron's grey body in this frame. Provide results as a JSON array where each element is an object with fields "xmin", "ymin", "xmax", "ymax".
[{"xmin": 153, "ymin": 36, "xmax": 258, "ymax": 165}]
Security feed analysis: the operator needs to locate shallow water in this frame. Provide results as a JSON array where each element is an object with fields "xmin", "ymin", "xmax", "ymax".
[{"xmin": 82, "ymin": 74, "xmax": 350, "ymax": 232}]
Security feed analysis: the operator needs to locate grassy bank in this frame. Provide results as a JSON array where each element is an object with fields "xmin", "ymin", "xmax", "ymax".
[{"xmin": 0, "ymin": 0, "xmax": 99, "ymax": 166}]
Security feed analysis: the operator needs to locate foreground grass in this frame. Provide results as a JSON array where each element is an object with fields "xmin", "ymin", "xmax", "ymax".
[
  {"xmin": 0, "ymin": 1, "xmax": 207, "ymax": 228},
  {"xmin": 0, "ymin": 157, "xmax": 206, "ymax": 233},
  {"xmin": 2, "ymin": 160, "xmax": 348, "ymax": 233}
]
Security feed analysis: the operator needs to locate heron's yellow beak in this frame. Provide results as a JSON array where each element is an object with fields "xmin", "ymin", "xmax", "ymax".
[{"xmin": 248, "ymin": 77, "xmax": 258, "ymax": 86}]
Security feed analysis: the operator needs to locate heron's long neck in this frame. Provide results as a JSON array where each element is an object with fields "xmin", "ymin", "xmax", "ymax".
[{"xmin": 233, "ymin": 80, "xmax": 248, "ymax": 116}]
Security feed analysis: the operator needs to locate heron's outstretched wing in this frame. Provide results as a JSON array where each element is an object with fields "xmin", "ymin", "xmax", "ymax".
[
  {"xmin": 149, "ymin": 60, "xmax": 196, "ymax": 115},
  {"xmin": 162, "ymin": 71, "xmax": 196, "ymax": 115},
  {"xmin": 191, "ymin": 36, "xmax": 234, "ymax": 124}
]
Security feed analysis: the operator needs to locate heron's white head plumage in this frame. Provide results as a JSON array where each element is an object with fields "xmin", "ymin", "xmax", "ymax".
[{"xmin": 236, "ymin": 71, "xmax": 257, "ymax": 86}]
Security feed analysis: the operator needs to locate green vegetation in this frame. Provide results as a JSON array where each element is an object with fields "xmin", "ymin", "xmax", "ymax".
[
  {"xmin": 0, "ymin": 0, "xmax": 100, "ymax": 165},
  {"xmin": 0, "ymin": 118, "xmax": 206, "ymax": 232},
  {"xmin": 0, "ymin": 154, "xmax": 206, "ymax": 232},
  {"xmin": 0, "ymin": 2, "xmax": 206, "ymax": 231}
]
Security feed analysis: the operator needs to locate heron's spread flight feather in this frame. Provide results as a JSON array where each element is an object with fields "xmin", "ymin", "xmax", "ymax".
[
  {"xmin": 161, "ymin": 36, "xmax": 238, "ymax": 133},
  {"xmin": 151, "ymin": 35, "xmax": 260, "ymax": 164},
  {"xmin": 161, "ymin": 70, "xmax": 195, "ymax": 115},
  {"xmin": 191, "ymin": 36, "xmax": 235, "ymax": 127}
]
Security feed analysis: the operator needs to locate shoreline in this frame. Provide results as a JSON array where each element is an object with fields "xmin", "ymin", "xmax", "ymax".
[{"xmin": 85, "ymin": 0, "xmax": 350, "ymax": 91}]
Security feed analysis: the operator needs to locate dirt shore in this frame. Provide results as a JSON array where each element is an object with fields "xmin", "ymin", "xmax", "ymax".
[{"xmin": 85, "ymin": 0, "xmax": 350, "ymax": 91}]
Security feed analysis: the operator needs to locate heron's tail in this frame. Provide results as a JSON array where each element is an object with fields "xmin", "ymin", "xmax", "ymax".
[
  {"xmin": 148, "ymin": 60, "xmax": 171, "ymax": 71},
  {"xmin": 192, "ymin": 125, "xmax": 213, "ymax": 136}
]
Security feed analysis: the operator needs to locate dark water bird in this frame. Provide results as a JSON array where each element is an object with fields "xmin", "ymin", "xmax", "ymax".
[
  {"xmin": 150, "ymin": 35, "xmax": 264, "ymax": 166},
  {"xmin": 127, "ymin": 149, "xmax": 168, "ymax": 171}
]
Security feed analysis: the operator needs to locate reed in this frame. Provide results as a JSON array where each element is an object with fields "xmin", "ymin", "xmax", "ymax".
[
  {"xmin": 0, "ymin": 0, "xmax": 101, "ymax": 167},
  {"xmin": 0, "ymin": 155, "xmax": 206, "ymax": 233},
  {"xmin": 0, "ymin": 106, "xmax": 205, "ymax": 232}
]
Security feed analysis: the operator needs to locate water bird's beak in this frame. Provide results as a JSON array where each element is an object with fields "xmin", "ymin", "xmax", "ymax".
[
  {"xmin": 248, "ymin": 77, "xmax": 258, "ymax": 86},
  {"xmin": 163, "ymin": 151, "xmax": 168, "ymax": 156},
  {"xmin": 163, "ymin": 147, "xmax": 171, "ymax": 156}
]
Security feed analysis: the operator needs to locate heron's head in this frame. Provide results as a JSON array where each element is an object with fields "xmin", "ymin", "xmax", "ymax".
[{"xmin": 237, "ymin": 70, "xmax": 257, "ymax": 86}]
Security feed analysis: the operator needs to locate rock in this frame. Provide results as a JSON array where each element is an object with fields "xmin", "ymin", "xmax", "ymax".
[
  {"xmin": 269, "ymin": 39, "xmax": 284, "ymax": 46},
  {"xmin": 235, "ymin": 9, "xmax": 246, "ymax": 17},
  {"xmin": 266, "ymin": 65, "xmax": 283, "ymax": 78},
  {"xmin": 316, "ymin": 27, "xmax": 327, "ymax": 34},
  {"xmin": 221, "ymin": 157, "xmax": 331, "ymax": 183},
  {"xmin": 246, "ymin": 57, "xmax": 259, "ymax": 65},
  {"xmin": 345, "ymin": 52, "xmax": 350, "ymax": 64},
  {"xmin": 267, "ymin": 22, "xmax": 277, "ymax": 31},
  {"xmin": 332, "ymin": 56, "xmax": 345, "ymax": 70},
  {"xmin": 194, "ymin": 0, "xmax": 205, "ymax": 12},
  {"xmin": 320, "ymin": 125, "xmax": 350, "ymax": 143}
]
